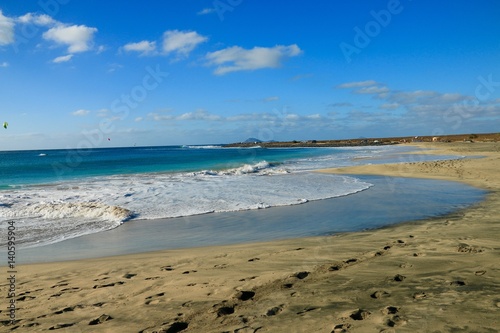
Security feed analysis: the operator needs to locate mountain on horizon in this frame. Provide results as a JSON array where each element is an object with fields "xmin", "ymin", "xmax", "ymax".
[{"xmin": 243, "ymin": 138, "xmax": 262, "ymax": 143}]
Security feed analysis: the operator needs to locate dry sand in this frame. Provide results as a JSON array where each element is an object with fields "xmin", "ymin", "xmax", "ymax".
[{"xmin": 1, "ymin": 142, "xmax": 499, "ymax": 333}]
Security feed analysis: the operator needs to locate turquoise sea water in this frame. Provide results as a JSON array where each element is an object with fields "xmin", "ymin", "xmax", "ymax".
[
  {"xmin": 0, "ymin": 144, "xmax": 485, "ymax": 251},
  {"xmin": 0, "ymin": 145, "xmax": 330, "ymax": 187}
]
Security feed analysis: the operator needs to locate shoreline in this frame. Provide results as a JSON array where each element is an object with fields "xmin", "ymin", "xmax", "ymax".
[{"xmin": 1, "ymin": 142, "xmax": 498, "ymax": 332}]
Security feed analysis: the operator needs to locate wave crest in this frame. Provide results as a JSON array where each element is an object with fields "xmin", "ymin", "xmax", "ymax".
[{"xmin": 1, "ymin": 202, "xmax": 133, "ymax": 222}]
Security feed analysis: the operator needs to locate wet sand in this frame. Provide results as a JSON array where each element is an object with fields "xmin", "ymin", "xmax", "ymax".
[{"xmin": 1, "ymin": 142, "xmax": 499, "ymax": 332}]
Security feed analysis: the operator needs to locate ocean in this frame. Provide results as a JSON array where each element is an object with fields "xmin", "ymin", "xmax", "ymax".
[{"xmin": 0, "ymin": 144, "xmax": 483, "ymax": 251}]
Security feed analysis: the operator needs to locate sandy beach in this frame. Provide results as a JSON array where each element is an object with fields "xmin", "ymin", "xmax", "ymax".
[{"xmin": 1, "ymin": 142, "xmax": 499, "ymax": 333}]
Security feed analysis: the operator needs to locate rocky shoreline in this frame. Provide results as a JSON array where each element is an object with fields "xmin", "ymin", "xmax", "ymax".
[{"xmin": 223, "ymin": 132, "xmax": 499, "ymax": 148}]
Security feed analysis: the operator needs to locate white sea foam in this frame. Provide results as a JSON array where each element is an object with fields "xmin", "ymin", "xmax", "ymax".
[
  {"xmin": 3, "ymin": 147, "xmax": 412, "ymax": 248},
  {"xmin": 186, "ymin": 145, "xmax": 223, "ymax": 149}
]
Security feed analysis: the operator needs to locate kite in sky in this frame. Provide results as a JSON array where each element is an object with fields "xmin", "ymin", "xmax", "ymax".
[{"xmin": 3, "ymin": 122, "xmax": 7, "ymax": 129}]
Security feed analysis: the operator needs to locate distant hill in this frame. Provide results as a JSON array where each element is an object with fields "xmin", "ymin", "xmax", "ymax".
[{"xmin": 243, "ymin": 138, "xmax": 262, "ymax": 143}]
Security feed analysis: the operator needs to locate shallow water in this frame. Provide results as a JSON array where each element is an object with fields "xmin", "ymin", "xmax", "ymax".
[{"xmin": 13, "ymin": 175, "xmax": 486, "ymax": 264}]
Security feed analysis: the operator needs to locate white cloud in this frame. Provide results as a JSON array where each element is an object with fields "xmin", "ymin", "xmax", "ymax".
[
  {"xmin": 162, "ymin": 30, "xmax": 207, "ymax": 57},
  {"xmin": 72, "ymin": 109, "xmax": 90, "ymax": 116},
  {"xmin": 43, "ymin": 24, "xmax": 97, "ymax": 53},
  {"xmin": 328, "ymin": 102, "xmax": 353, "ymax": 108},
  {"xmin": 0, "ymin": 10, "xmax": 15, "ymax": 46},
  {"xmin": 52, "ymin": 54, "xmax": 73, "ymax": 63},
  {"xmin": 354, "ymin": 86, "xmax": 390, "ymax": 95},
  {"xmin": 123, "ymin": 40, "xmax": 156, "ymax": 55},
  {"xmin": 148, "ymin": 112, "xmax": 174, "ymax": 121},
  {"xmin": 206, "ymin": 44, "xmax": 302, "ymax": 75},
  {"xmin": 17, "ymin": 13, "xmax": 56, "ymax": 26},
  {"xmin": 337, "ymin": 80, "xmax": 380, "ymax": 89},
  {"xmin": 197, "ymin": 8, "xmax": 215, "ymax": 15},
  {"xmin": 0, "ymin": 61, "xmax": 8, "ymax": 67},
  {"xmin": 306, "ymin": 114, "xmax": 322, "ymax": 120},
  {"xmin": 379, "ymin": 103, "xmax": 400, "ymax": 110},
  {"xmin": 135, "ymin": 117, "xmax": 143, "ymax": 122},
  {"xmin": 263, "ymin": 96, "xmax": 279, "ymax": 102},
  {"xmin": 177, "ymin": 109, "xmax": 222, "ymax": 121}
]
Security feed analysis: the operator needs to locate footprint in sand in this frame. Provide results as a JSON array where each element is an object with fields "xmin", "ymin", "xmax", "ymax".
[
  {"xmin": 293, "ymin": 271, "xmax": 309, "ymax": 279},
  {"xmin": 387, "ymin": 315, "xmax": 407, "ymax": 327},
  {"xmin": 329, "ymin": 263, "xmax": 345, "ymax": 271},
  {"xmin": 164, "ymin": 321, "xmax": 189, "ymax": 333},
  {"xmin": 217, "ymin": 305, "xmax": 235, "ymax": 317},
  {"xmin": 332, "ymin": 323, "xmax": 351, "ymax": 333},
  {"xmin": 123, "ymin": 273, "xmax": 137, "ymax": 279},
  {"xmin": 371, "ymin": 290, "xmax": 390, "ymax": 299},
  {"xmin": 93, "ymin": 277, "xmax": 110, "ymax": 281},
  {"xmin": 413, "ymin": 292, "xmax": 427, "ymax": 299},
  {"xmin": 383, "ymin": 306, "xmax": 399, "ymax": 315},
  {"xmin": 449, "ymin": 280, "xmax": 467, "ymax": 286},
  {"xmin": 393, "ymin": 274, "xmax": 406, "ymax": 282},
  {"xmin": 145, "ymin": 292, "xmax": 166, "ymax": 305},
  {"xmin": 239, "ymin": 276, "xmax": 257, "ymax": 282},
  {"xmin": 93, "ymin": 281, "xmax": 125, "ymax": 289},
  {"xmin": 297, "ymin": 306, "xmax": 320, "ymax": 315},
  {"xmin": 161, "ymin": 265, "xmax": 175, "ymax": 271},
  {"xmin": 54, "ymin": 306, "xmax": 77, "ymax": 315},
  {"xmin": 266, "ymin": 305, "xmax": 284, "ymax": 316},
  {"xmin": 182, "ymin": 270, "xmax": 197, "ymax": 274},
  {"xmin": 50, "ymin": 283, "xmax": 69, "ymax": 289},
  {"xmin": 48, "ymin": 323, "xmax": 75, "ymax": 330},
  {"xmin": 145, "ymin": 276, "xmax": 161, "ymax": 280},
  {"xmin": 235, "ymin": 291, "xmax": 255, "ymax": 301},
  {"xmin": 350, "ymin": 309, "xmax": 371, "ymax": 320},
  {"xmin": 88, "ymin": 314, "xmax": 113, "ymax": 325}
]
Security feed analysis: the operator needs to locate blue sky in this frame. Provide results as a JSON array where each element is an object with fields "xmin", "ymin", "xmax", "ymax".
[{"xmin": 0, "ymin": 0, "xmax": 499, "ymax": 150}]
